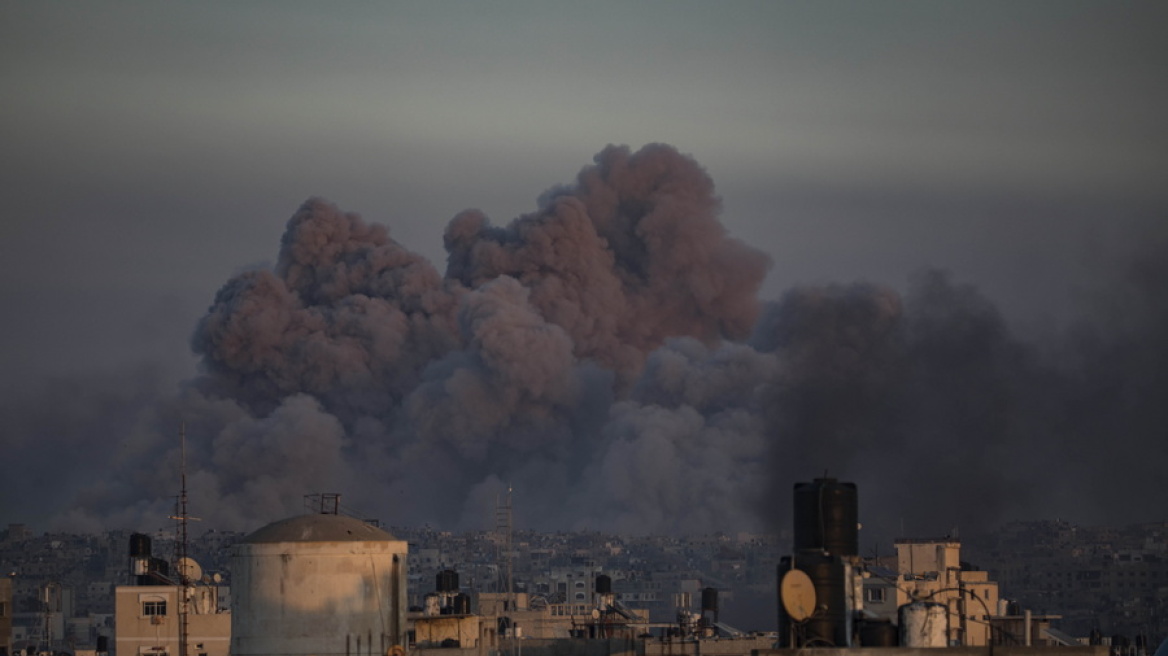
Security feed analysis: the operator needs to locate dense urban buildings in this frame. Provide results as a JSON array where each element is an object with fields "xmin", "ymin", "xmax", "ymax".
[{"xmin": 0, "ymin": 516, "xmax": 1165, "ymax": 655}]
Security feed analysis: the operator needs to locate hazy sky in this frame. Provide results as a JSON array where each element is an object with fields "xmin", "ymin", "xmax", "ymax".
[{"xmin": 2, "ymin": 2, "xmax": 1165, "ymax": 535}]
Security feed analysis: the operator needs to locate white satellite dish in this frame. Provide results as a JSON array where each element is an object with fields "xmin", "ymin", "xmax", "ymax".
[
  {"xmin": 177, "ymin": 557, "xmax": 203, "ymax": 583},
  {"xmin": 780, "ymin": 569, "xmax": 816, "ymax": 622}
]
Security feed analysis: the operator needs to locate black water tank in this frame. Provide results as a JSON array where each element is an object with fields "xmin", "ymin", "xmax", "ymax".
[
  {"xmin": 802, "ymin": 551, "xmax": 848, "ymax": 647},
  {"xmin": 778, "ymin": 552, "xmax": 848, "ymax": 647},
  {"xmin": 793, "ymin": 478, "xmax": 858, "ymax": 556},
  {"xmin": 595, "ymin": 574, "xmax": 612, "ymax": 594},
  {"xmin": 452, "ymin": 593, "xmax": 470, "ymax": 615},
  {"xmin": 436, "ymin": 569, "xmax": 459, "ymax": 593},
  {"xmin": 701, "ymin": 587, "xmax": 718, "ymax": 612},
  {"xmin": 129, "ymin": 533, "xmax": 151, "ymax": 557}
]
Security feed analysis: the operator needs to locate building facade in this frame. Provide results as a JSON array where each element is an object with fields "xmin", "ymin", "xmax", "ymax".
[{"xmin": 113, "ymin": 585, "xmax": 230, "ymax": 656}]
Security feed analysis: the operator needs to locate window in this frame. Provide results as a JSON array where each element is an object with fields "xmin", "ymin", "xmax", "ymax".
[
  {"xmin": 864, "ymin": 587, "xmax": 887, "ymax": 603},
  {"xmin": 142, "ymin": 599, "xmax": 167, "ymax": 616}
]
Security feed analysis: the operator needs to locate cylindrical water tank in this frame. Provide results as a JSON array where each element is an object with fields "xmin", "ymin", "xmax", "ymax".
[
  {"xmin": 899, "ymin": 602, "xmax": 949, "ymax": 647},
  {"xmin": 777, "ymin": 552, "xmax": 848, "ymax": 647},
  {"xmin": 129, "ymin": 533, "xmax": 152, "ymax": 557},
  {"xmin": 230, "ymin": 514, "xmax": 409, "ymax": 656},
  {"xmin": 595, "ymin": 574, "xmax": 612, "ymax": 595},
  {"xmin": 423, "ymin": 593, "xmax": 441, "ymax": 617},
  {"xmin": 452, "ymin": 593, "xmax": 470, "ymax": 615},
  {"xmin": 138, "ymin": 557, "xmax": 170, "ymax": 585},
  {"xmin": 701, "ymin": 587, "xmax": 718, "ymax": 612},
  {"xmin": 436, "ymin": 569, "xmax": 459, "ymax": 593},
  {"xmin": 802, "ymin": 552, "xmax": 848, "ymax": 646},
  {"xmin": 793, "ymin": 478, "xmax": 858, "ymax": 556}
]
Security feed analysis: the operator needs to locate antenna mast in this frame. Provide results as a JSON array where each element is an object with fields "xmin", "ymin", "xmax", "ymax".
[
  {"xmin": 495, "ymin": 486, "xmax": 514, "ymax": 611},
  {"xmin": 169, "ymin": 423, "xmax": 195, "ymax": 656}
]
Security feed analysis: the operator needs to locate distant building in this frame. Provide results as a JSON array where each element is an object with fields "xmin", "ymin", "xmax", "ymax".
[
  {"xmin": 863, "ymin": 538, "xmax": 1001, "ymax": 645},
  {"xmin": 1, "ymin": 526, "xmax": 32, "ymax": 544},
  {"xmin": 861, "ymin": 537, "xmax": 1072, "ymax": 647}
]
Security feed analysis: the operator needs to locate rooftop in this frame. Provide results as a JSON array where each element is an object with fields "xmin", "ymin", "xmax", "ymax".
[{"xmin": 242, "ymin": 513, "xmax": 398, "ymax": 544}]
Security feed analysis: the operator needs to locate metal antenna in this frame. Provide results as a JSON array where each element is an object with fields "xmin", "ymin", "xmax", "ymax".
[
  {"xmin": 178, "ymin": 423, "xmax": 190, "ymax": 656},
  {"xmin": 506, "ymin": 484, "xmax": 513, "ymax": 616},
  {"xmin": 168, "ymin": 422, "xmax": 200, "ymax": 656},
  {"xmin": 495, "ymin": 486, "xmax": 514, "ymax": 607},
  {"xmin": 494, "ymin": 485, "xmax": 516, "ymax": 654}
]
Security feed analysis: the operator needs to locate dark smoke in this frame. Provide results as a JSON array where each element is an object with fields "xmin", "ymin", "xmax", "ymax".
[
  {"xmin": 752, "ymin": 244, "xmax": 1168, "ymax": 542},
  {"xmin": 7, "ymin": 144, "xmax": 1166, "ymax": 541}
]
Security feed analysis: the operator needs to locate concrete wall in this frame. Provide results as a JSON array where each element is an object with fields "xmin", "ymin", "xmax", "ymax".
[
  {"xmin": 755, "ymin": 646, "xmax": 1108, "ymax": 656},
  {"xmin": 413, "ymin": 637, "xmax": 644, "ymax": 656},
  {"xmin": 646, "ymin": 637, "xmax": 774, "ymax": 656},
  {"xmin": 113, "ymin": 585, "xmax": 231, "ymax": 656},
  {"xmin": 897, "ymin": 542, "xmax": 960, "ymax": 577},
  {"xmin": 516, "ymin": 637, "xmax": 642, "ymax": 656},
  {"xmin": 413, "ymin": 615, "xmax": 482, "ymax": 648}
]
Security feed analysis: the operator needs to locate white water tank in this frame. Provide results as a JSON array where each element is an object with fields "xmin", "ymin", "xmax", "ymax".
[
  {"xmin": 899, "ymin": 601, "xmax": 949, "ymax": 647},
  {"xmin": 230, "ymin": 514, "xmax": 408, "ymax": 656}
]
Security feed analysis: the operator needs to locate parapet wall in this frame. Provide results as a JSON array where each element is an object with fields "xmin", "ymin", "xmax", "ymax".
[{"xmin": 756, "ymin": 647, "xmax": 1108, "ymax": 656}]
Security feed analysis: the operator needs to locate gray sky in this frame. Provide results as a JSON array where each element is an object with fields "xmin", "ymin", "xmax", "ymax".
[{"xmin": 2, "ymin": 2, "xmax": 1165, "ymax": 534}]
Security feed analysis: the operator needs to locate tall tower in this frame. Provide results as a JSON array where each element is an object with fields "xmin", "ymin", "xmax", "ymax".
[
  {"xmin": 168, "ymin": 424, "xmax": 199, "ymax": 656},
  {"xmin": 495, "ymin": 487, "xmax": 514, "ymax": 610}
]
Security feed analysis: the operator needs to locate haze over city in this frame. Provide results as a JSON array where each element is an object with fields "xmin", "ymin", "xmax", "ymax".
[{"xmin": 2, "ymin": 2, "xmax": 1165, "ymax": 544}]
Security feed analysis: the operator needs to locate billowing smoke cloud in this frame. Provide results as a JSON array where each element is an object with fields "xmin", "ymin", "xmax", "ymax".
[
  {"xmin": 444, "ymin": 143, "xmax": 769, "ymax": 383},
  {"xmin": 9, "ymin": 143, "xmax": 1166, "ymax": 540},
  {"xmin": 43, "ymin": 144, "xmax": 773, "ymax": 534},
  {"xmin": 750, "ymin": 275, "xmax": 1046, "ymax": 540},
  {"xmin": 750, "ymin": 247, "xmax": 1168, "ymax": 542}
]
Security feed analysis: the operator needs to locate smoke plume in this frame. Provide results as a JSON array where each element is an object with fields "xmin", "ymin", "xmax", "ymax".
[{"xmin": 9, "ymin": 143, "xmax": 1166, "ymax": 540}]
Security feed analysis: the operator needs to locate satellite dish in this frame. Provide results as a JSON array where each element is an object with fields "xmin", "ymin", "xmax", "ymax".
[
  {"xmin": 591, "ymin": 609, "xmax": 601, "ymax": 620},
  {"xmin": 212, "ymin": 572, "xmax": 222, "ymax": 584},
  {"xmin": 177, "ymin": 557, "xmax": 203, "ymax": 583},
  {"xmin": 780, "ymin": 569, "xmax": 816, "ymax": 622}
]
